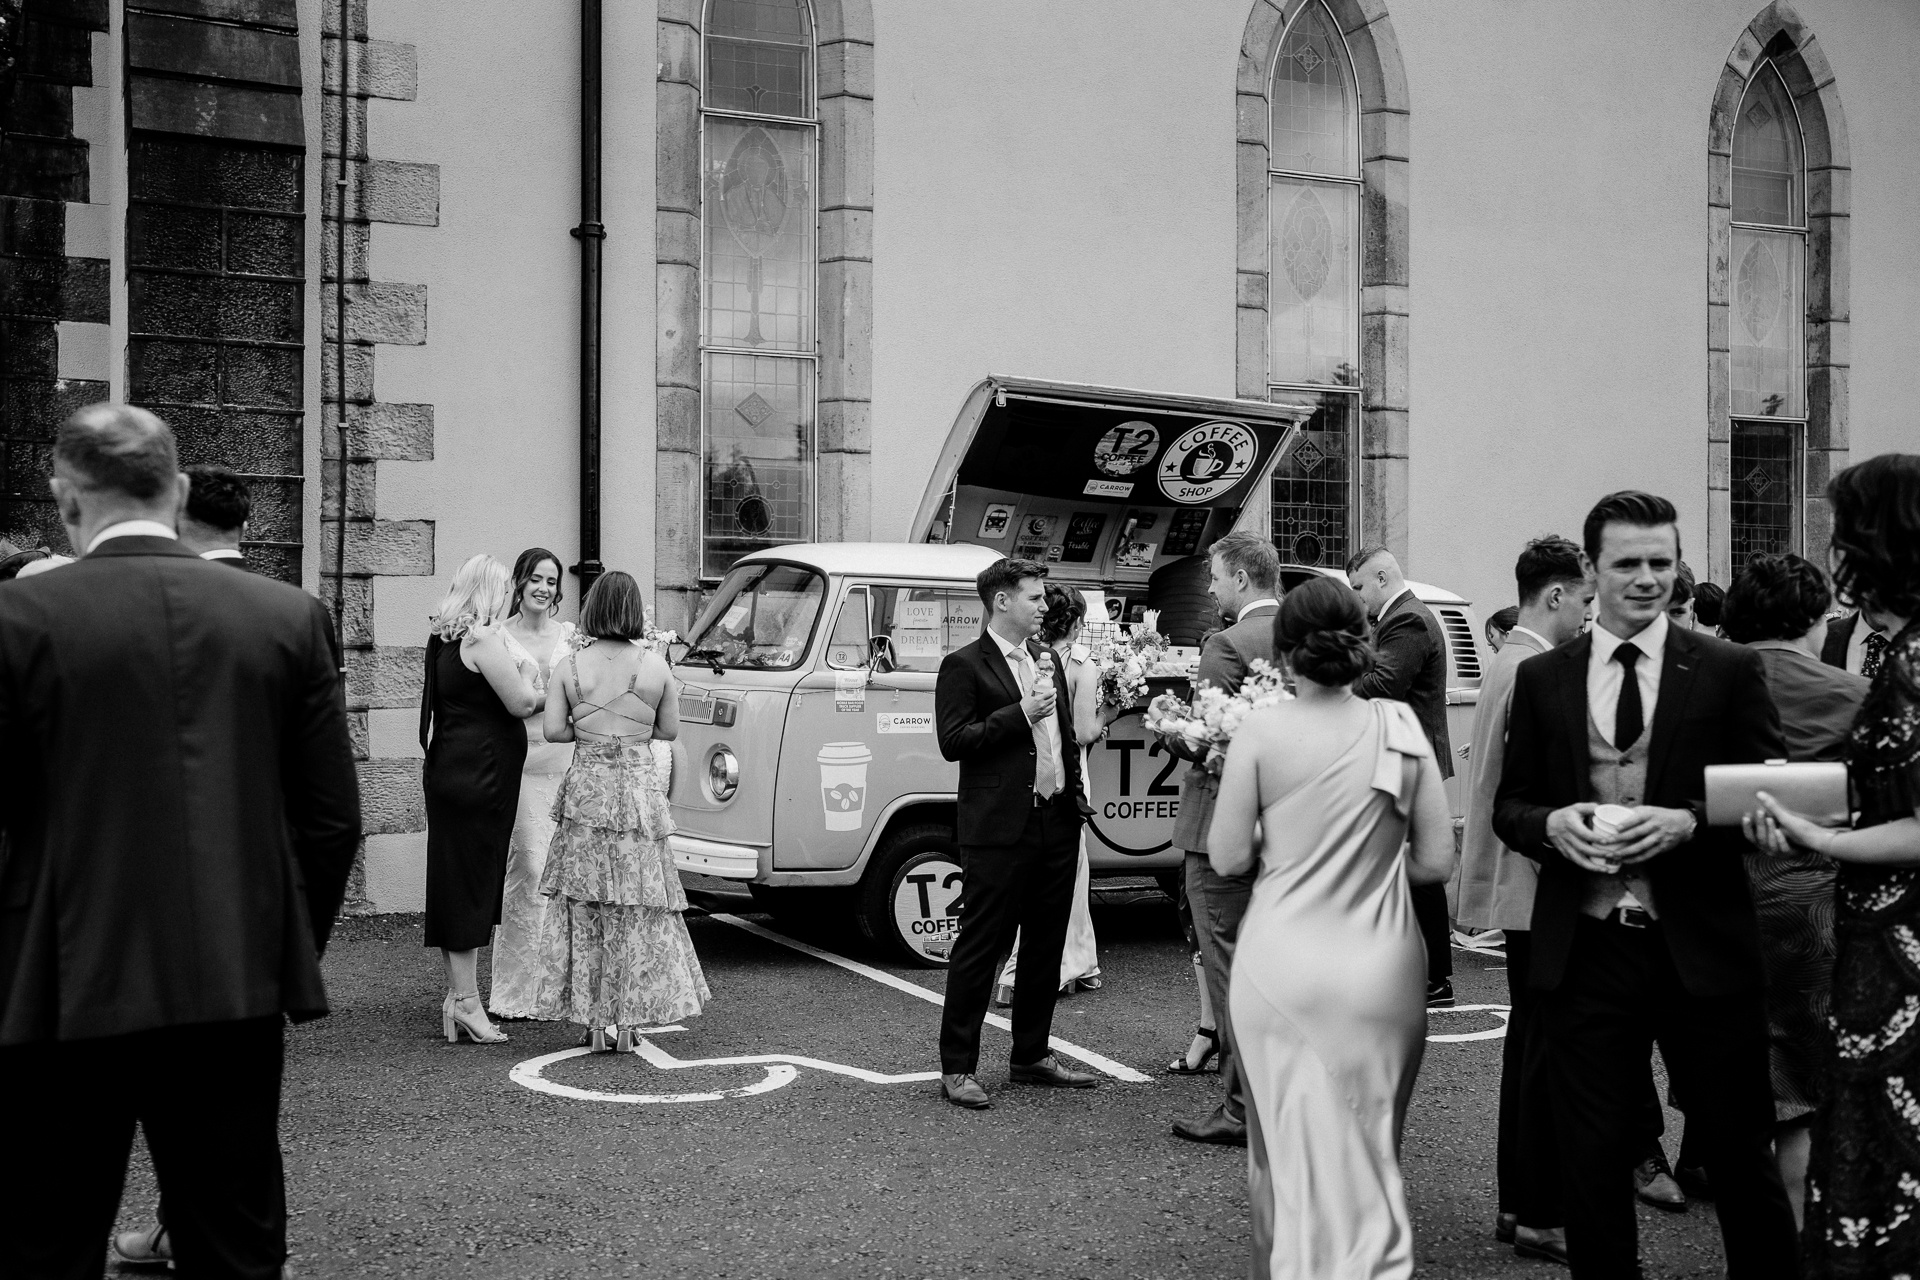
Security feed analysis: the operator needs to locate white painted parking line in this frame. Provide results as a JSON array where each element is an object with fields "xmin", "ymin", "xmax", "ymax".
[
  {"xmin": 1427, "ymin": 1003, "xmax": 1510, "ymax": 1043},
  {"xmin": 711, "ymin": 913, "xmax": 1154, "ymax": 1083}
]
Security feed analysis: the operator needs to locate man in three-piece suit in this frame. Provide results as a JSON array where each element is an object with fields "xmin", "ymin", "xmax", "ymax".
[
  {"xmin": 1820, "ymin": 606, "xmax": 1894, "ymax": 678},
  {"xmin": 934, "ymin": 557, "xmax": 1096, "ymax": 1109},
  {"xmin": 0, "ymin": 405, "xmax": 360, "ymax": 1280},
  {"xmin": 1348, "ymin": 545, "xmax": 1457, "ymax": 1004},
  {"xmin": 1494, "ymin": 491, "xmax": 1797, "ymax": 1278},
  {"xmin": 179, "ymin": 462, "xmax": 253, "ymax": 569},
  {"xmin": 1167, "ymin": 531, "xmax": 1281, "ymax": 1148}
]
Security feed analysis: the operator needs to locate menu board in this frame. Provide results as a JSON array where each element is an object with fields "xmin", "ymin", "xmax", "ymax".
[
  {"xmin": 1060, "ymin": 512, "xmax": 1106, "ymax": 563},
  {"xmin": 1162, "ymin": 508, "xmax": 1210, "ymax": 558}
]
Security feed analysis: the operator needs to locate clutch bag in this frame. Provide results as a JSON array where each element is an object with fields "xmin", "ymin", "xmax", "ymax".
[{"xmin": 1703, "ymin": 759, "xmax": 1849, "ymax": 827}]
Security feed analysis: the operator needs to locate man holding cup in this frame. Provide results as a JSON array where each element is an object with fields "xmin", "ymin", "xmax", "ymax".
[
  {"xmin": 932, "ymin": 557, "xmax": 1094, "ymax": 1109},
  {"xmin": 1493, "ymin": 491, "xmax": 1797, "ymax": 1278}
]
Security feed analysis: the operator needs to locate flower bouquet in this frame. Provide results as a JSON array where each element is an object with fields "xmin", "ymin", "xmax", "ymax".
[
  {"xmin": 1143, "ymin": 658, "xmax": 1293, "ymax": 776},
  {"xmin": 640, "ymin": 625, "xmax": 680, "ymax": 656},
  {"xmin": 1091, "ymin": 624, "xmax": 1171, "ymax": 709}
]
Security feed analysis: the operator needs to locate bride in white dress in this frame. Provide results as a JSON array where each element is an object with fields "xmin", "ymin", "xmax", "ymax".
[{"xmin": 488, "ymin": 548, "xmax": 577, "ymax": 1019}]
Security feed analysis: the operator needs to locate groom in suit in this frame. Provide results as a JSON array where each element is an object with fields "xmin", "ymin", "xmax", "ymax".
[
  {"xmin": 0, "ymin": 404, "xmax": 360, "ymax": 1279},
  {"xmin": 933, "ymin": 557, "xmax": 1095, "ymax": 1109},
  {"xmin": 1494, "ymin": 491, "xmax": 1797, "ymax": 1278},
  {"xmin": 1168, "ymin": 531, "xmax": 1281, "ymax": 1147}
]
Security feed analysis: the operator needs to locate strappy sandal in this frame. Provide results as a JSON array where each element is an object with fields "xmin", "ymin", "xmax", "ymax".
[{"xmin": 1167, "ymin": 1025, "xmax": 1220, "ymax": 1075}]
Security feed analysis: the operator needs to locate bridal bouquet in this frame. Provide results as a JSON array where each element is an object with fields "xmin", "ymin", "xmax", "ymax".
[
  {"xmin": 641, "ymin": 624, "xmax": 680, "ymax": 655},
  {"xmin": 1091, "ymin": 625, "xmax": 1171, "ymax": 709},
  {"xmin": 1143, "ymin": 658, "xmax": 1293, "ymax": 776}
]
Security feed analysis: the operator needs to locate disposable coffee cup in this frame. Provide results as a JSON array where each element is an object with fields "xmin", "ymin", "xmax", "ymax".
[
  {"xmin": 1590, "ymin": 803, "xmax": 1636, "ymax": 843},
  {"xmin": 818, "ymin": 742, "xmax": 873, "ymax": 831}
]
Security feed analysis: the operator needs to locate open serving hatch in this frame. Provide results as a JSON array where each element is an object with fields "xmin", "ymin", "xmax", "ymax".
[{"xmin": 912, "ymin": 376, "xmax": 1314, "ymax": 613}]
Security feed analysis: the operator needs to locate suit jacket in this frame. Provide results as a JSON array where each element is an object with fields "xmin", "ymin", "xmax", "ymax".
[
  {"xmin": 1452, "ymin": 626, "xmax": 1551, "ymax": 931},
  {"xmin": 1820, "ymin": 611, "xmax": 1858, "ymax": 669},
  {"xmin": 1492, "ymin": 625, "xmax": 1784, "ymax": 996},
  {"xmin": 0, "ymin": 537, "xmax": 360, "ymax": 1044},
  {"xmin": 1750, "ymin": 641, "xmax": 1868, "ymax": 762},
  {"xmin": 1354, "ymin": 591, "xmax": 1454, "ymax": 779},
  {"xmin": 1170, "ymin": 601, "xmax": 1279, "ymax": 853},
  {"xmin": 935, "ymin": 634, "xmax": 1088, "ymax": 847}
]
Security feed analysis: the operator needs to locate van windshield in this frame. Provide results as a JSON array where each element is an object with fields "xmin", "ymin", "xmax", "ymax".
[{"xmin": 682, "ymin": 563, "xmax": 825, "ymax": 671}]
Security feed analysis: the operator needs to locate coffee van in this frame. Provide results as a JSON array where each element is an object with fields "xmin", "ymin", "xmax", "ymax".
[{"xmin": 664, "ymin": 376, "xmax": 1482, "ymax": 964}]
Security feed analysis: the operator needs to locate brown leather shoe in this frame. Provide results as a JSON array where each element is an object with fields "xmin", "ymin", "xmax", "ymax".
[
  {"xmin": 940, "ymin": 1072, "xmax": 991, "ymax": 1109},
  {"xmin": 1633, "ymin": 1151, "xmax": 1688, "ymax": 1212},
  {"xmin": 1009, "ymin": 1055, "xmax": 1099, "ymax": 1088},
  {"xmin": 1172, "ymin": 1103, "xmax": 1248, "ymax": 1146}
]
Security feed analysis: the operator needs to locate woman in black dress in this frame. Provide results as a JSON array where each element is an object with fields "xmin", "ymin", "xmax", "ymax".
[
  {"xmin": 1748, "ymin": 453, "xmax": 1920, "ymax": 1274},
  {"xmin": 421, "ymin": 553, "xmax": 540, "ymax": 1043}
]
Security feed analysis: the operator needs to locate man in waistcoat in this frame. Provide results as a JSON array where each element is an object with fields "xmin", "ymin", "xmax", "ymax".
[{"xmin": 1494, "ymin": 491, "xmax": 1797, "ymax": 1278}]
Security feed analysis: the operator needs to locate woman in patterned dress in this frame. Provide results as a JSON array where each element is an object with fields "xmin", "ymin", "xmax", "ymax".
[
  {"xmin": 532, "ymin": 571, "xmax": 709, "ymax": 1050},
  {"xmin": 1748, "ymin": 453, "xmax": 1920, "ymax": 1275},
  {"xmin": 487, "ymin": 548, "xmax": 577, "ymax": 1020}
]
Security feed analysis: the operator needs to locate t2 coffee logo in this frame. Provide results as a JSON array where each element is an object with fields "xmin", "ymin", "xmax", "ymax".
[{"xmin": 1156, "ymin": 421, "xmax": 1255, "ymax": 504}]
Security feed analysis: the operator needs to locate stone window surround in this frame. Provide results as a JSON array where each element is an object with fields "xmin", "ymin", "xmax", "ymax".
[
  {"xmin": 1237, "ymin": 0, "xmax": 1409, "ymax": 562},
  {"xmin": 655, "ymin": 0, "xmax": 874, "ymax": 633},
  {"xmin": 1707, "ymin": 1, "xmax": 1849, "ymax": 584}
]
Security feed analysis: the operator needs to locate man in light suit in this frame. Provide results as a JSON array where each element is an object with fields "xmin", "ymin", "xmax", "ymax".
[
  {"xmin": 934, "ymin": 557, "xmax": 1095, "ymax": 1110},
  {"xmin": 1168, "ymin": 531, "xmax": 1281, "ymax": 1147},
  {"xmin": 179, "ymin": 462, "xmax": 252, "ymax": 568},
  {"xmin": 1494, "ymin": 491, "xmax": 1797, "ymax": 1279},
  {"xmin": 1348, "ymin": 545, "xmax": 1457, "ymax": 1004},
  {"xmin": 0, "ymin": 404, "xmax": 360, "ymax": 1280},
  {"xmin": 1455, "ymin": 535, "xmax": 1592, "ymax": 1264}
]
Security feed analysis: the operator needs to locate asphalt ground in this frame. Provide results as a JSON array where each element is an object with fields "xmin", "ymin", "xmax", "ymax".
[{"xmin": 106, "ymin": 881, "xmax": 1737, "ymax": 1279}]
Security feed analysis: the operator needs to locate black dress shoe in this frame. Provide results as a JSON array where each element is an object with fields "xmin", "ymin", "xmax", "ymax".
[
  {"xmin": 1008, "ymin": 1055, "xmax": 1099, "ymax": 1088},
  {"xmin": 940, "ymin": 1073, "xmax": 991, "ymax": 1109},
  {"xmin": 1514, "ymin": 1226, "xmax": 1569, "ymax": 1266},
  {"xmin": 1495, "ymin": 1212, "xmax": 1518, "ymax": 1244},
  {"xmin": 1633, "ymin": 1150, "xmax": 1687, "ymax": 1212},
  {"xmin": 1426, "ymin": 979, "xmax": 1456, "ymax": 1008},
  {"xmin": 1172, "ymin": 1104, "xmax": 1248, "ymax": 1146}
]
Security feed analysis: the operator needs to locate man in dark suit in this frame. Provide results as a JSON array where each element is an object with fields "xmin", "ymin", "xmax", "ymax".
[
  {"xmin": 934, "ymin": 557, "xmax": 1095, "ymax": 1109},
  {"xmin": 1494, "ymin": 491, "xmax": 1797, "ymax": 1279},
  {"xmin": 1166, "ymin": 531, "xmax": 1280, "ymax": 1147},
  {"xmin": 1820, "ymin": 607, "xmax": 1894, "ymax": 678},
  {"xmin": 0, "ymin": 404, "xmax": 360, "ymax": 1280},
  {"xmin": 1348, "ymin": 545, "xmax": 1457, "ymax": 1004},
  {"xmin": 179, "ymin": 462, "xmax": 252, "ymax": 568}
]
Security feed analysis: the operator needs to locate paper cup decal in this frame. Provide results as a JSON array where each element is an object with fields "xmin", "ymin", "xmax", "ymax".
[{"xmin": 818, "ymin": 742, "xmax": 873, "ymax": 831}]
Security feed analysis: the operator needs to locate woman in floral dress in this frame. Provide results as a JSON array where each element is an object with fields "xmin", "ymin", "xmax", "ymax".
[
  {"xmin": 1749, "ymin": 453, "xmax": 1920, "ymax": 1276},
  {"xmin": 533, "ymin": 571, "xmax": 708, "ymax": 1050}
]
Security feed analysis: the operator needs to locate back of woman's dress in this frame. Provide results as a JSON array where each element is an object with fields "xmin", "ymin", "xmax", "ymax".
[{"xmin": 1230, "ymin": 699, "xmax": 1430, "ymax": 1280}]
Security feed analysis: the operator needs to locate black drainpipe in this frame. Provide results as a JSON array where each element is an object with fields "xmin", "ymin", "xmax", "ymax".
[
  {"xmin": 332, "ymin": 12, "xmax": 352, "ymax": 668},
  {"xmin": 569, "ymin": 0, "xmax": 606, "ymax": 598}
]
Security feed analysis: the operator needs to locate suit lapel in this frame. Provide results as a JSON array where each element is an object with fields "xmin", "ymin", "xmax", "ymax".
[
  {"xmin": 1553, "ymin": 634, "xmax": 1594, "ymax": 801},
  {"xmin": 980, "ymin": 636, "xmax": 1024, "ymax": 705},
  {"xmin": 1645, "ymin": 626, "xmax": 1699, "ymax": 792}
]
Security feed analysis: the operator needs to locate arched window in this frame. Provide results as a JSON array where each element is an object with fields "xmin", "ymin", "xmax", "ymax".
[
  {"xmin": 700, "ymin": 0, "xmax": 818, "ymax": 577},
  {"xmin": 1728, "ymin": 58, "xmax": 1806, "ymax": 562},
  {"xmin": 1265, "ymin": 0, "xmax": 1361, "ymax": 570}
]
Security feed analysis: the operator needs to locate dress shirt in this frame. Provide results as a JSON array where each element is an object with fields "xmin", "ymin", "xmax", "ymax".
[
  {"xmin": 1508, "ymin": 624, "xmax": 1554, "ymax": 653},
  {"xmin": 86, "ymin": 520, "xmax": 177, "ymax": 553},
  {"xmin": 1846, "ymin": 614, "xmax": 1889, "ymax": 677},
  {"xmin": 1587, "ymin": 611, "xmax": 1668, "ymax": 741},
  {"xmin": 1376, "ymin": 586, "xmax": 1411, "ymax": 621},
  {"xmin": 200, "ymin": 548, "xmax": 244, "ymax": 562},
  {"xmin": 990, "ymin": 626, "xmax": 1063, "ymax": 798},
  {"xmin": 1235, "ymin": 597, "xmax": 1280, "ymax": 622}
]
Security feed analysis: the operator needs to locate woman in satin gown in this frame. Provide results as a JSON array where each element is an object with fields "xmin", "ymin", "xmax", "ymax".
[
  {"xmin": 488, "ymin": 548, "xmax": 578, "ymax": 1020},
  {"xmin": 1209, "ymin": 577, "xmax": 1456, "ymax": 1280}
]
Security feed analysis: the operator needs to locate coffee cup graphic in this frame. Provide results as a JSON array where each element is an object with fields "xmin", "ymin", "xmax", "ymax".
[
  {"xmin": 818, "ymin": 742, "xmax": 873, "ymax": 831},
  {"xmin": 1184, "ymin": 441, "xmax": 1229, "ymax": 480}
]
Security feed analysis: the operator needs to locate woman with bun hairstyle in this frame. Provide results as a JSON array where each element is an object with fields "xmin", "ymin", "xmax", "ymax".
[{"xmin": 1208, "ymin": 575, "xmax": 1455, "ymax": 1280}]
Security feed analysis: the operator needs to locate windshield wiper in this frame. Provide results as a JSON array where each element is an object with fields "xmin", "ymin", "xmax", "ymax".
[{"xmin": 684, "ymin": 646, "xmax": 726, "ymax": 676}]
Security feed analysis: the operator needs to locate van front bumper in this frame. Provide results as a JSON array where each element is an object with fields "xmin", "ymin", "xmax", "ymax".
[{"xmin": 670, "ymin": 835, "xmax": 762, "ymax": 880}]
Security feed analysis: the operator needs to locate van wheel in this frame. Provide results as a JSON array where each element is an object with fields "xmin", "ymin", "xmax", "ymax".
[{"xmin": 858, "ymin": 824, "xmax": 964, "ymax": 968}]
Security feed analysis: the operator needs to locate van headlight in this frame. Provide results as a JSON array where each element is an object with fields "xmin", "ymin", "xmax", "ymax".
[{"xmin": 707, "ymin": 746, "xmax": 740, "ymax": 802}]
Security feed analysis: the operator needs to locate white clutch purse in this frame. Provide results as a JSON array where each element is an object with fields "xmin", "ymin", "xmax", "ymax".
[{"xmin": 1703, "ymin": 759, "xmax": 1849, "ymax": 827}]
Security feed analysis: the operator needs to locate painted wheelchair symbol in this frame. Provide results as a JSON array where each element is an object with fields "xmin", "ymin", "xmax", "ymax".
[{"xmin": 510, "ymin": 1026, "xmax": 944, "ymax": 1105}]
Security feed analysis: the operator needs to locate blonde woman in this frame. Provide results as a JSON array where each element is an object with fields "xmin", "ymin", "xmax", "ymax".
[{"xmin": 420, "ymin": 554, "xmax": 540, "ymax": 1043}]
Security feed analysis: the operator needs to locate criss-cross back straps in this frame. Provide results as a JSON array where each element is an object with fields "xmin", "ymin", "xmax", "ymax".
[{"xmin": 566, "ymin": 651, "xmax": 657, "ymax": 733}]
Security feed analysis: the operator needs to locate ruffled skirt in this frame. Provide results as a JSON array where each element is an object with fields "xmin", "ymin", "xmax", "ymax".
[{"xmin": 530, "ymin": 740, "xmax": 709, "ymax": 1027}]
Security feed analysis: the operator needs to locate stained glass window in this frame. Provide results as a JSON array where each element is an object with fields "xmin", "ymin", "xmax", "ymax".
[
  {"xmin": 702, "ymin": 0, "xmax": 816, "ymax": 575},
  {"xmin": 1268, "ymin": 391, "xmax": 1355, "ymax": 570},
  {"xmin": 1730, "ymin": 227, "xmax": 1804, "ymax": 418},
  {"xmin": 1732, "ymin": 62, "xmax": 1802, "ymax": 227},
  {"xmin": 1269, "ymin": 2, "xmax": 1356, "ymax": 179},
  {"xmin": 1269, "ymin": 178, "xmax": 1358, "ymax": 388},
  {"xmin": 1730, "ymin": 421, "xmax": 1801, "ymax": 563}
]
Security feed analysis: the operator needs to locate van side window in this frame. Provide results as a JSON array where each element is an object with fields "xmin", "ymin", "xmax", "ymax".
[
  {"xmin": 825, "ymin": 586, "xmax": 871, "ymax": 669},
  {"xmin": 867, "ymin": 586, "xmax": 987, "ymax": 673}
]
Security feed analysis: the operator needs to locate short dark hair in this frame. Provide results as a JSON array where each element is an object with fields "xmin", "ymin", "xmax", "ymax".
[
  {"xmin": 509, "ymin": 546, "xmax": 565, "ymax": 617},
  {"xmin": 1514, "ymin": 535, "xmax": 1587, "ymax": 605},
  {"xmin": 1670, "ymin": 560, "xmax": 1696, "ymax": 607},
  {"xmin": 976, "ymin": 557, "xmax": 1047, "ymax": 611},
  {"xmin": 1208, "ymin": 531, "xmax": 1279, "ymax": 592},
  {"xmin": 1582, "ymin": 490, "xmax": 1681, "ymax": 565},
  {"xmin": 1344, "ymin": 544, "xmax": 1392, "ymax": 575},
  {"xmin": 1828, "ymin": 453, "xmax": 1920, "ymax": 621},
  {"xmin": 1485, "ymin": 605, "xmax": 1519, "ymax": 641},
  {"xmin": 1693, "ymin": 581, "xmax": 1726, "ymax": 628},
  {"xmin": 1721, "ymin": 554, "xmax": 1832, "ymax": 644},
  {"xmin": 578, "ymin": 570, "xmax": 647, "ymax": 640},
  {"xmin": 1275, "ymin": 575, "xmax": 1376, "ymax": 686},
  {"xmin": 1038, "ymin": 582, "xmax": 1085, "ymax": 645},
  {"xmin": 184, "ymin": 464, "xmax": 250, "ymax": 533},
  {"xmin": 55, "ymin": 403, "xmax": 178, "ymax": 499}
]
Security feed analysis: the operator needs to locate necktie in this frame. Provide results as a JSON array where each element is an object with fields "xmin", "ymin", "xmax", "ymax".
[
  {"xmin": 1613, "ymin": 643, "xmax": 1644, "ymax": 752},
  {"xmin": 1864, "ymin": 630, "xmax": 1890, "ymax": 680},
  {"xmin": 1019, "ymin": 647, "xmax": 1060, "ymax": 798}
]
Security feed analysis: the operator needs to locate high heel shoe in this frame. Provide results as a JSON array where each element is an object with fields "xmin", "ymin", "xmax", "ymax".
[
  {"xmin": 616, "ymin": 1026, "xmax": 637, "ymax": 1054},
  {"xmin": 1167, "ymin": 1025, "xmax": 1220, "ymax": 1075},
  {"xmin": 443, "ymin": 993, "xmax": 509, "ymax": 1044}
]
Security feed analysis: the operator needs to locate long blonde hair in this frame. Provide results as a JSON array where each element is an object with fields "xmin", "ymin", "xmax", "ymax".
[{"xmin": 429, "ymin": 554, "xmax": 511, "ymax": 641}]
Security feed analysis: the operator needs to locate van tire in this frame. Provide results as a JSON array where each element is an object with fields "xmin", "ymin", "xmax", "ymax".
[{"xmin": 858, "ymin": 823, "xmax": 963, "ymax": 968}]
